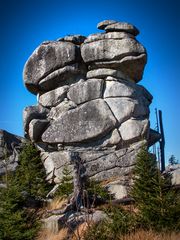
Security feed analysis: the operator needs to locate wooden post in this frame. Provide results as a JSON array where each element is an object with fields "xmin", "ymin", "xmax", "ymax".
[{"xmin": 158, "ymin": 110, "xmax": 165, "ymax": 172}]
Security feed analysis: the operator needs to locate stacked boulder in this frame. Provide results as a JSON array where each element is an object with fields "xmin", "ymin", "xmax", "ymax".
[{"xmin": 23, "ymin": 20, "xmax": 160, "ymax": 198}]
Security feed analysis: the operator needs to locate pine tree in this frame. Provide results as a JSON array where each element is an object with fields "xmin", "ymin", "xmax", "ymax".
[
  {"xmin": 131, "ymin": 146, "xmax": 180, "ymax": 231},
  {"xmin": 0, "ymin": 182, "xmax": 38, "ymax": 240},
  {"xmin": 169, "ymin": 155, "xmax": 178, "ymax": 165},
  {"xmin": 13, "ymin": 143, "xmax": 50, "ymax": 199},
  {"xmin": 56, "ymin": 166, "xmax": 73, "ymax": 197},
  {"xmin": 0, "ymin": 143, "xmax": 51, "ymax": 239}
]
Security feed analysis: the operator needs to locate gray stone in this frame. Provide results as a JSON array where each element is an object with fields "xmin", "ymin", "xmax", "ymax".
[
  {"xmin": 171, "ymin": 168, "xmax": 180, "ymax": 185},
  {"xmin": 22, "ymin": 20, "xmax": 158, "ymax": 198},
  {"xmin": 79, "ymin": 150, "xmax": 114, "ymax": 163},
  {"xmin": 23, "ymin": 105, "xmax": 49, "ymax": 134},
  {"xmin": 43, "ymin": 215, "xmax": 63, "ymax": 234},
  {"xmin": 105, "ymin": 97, "xmax": 136, "ymax": 124},
  {"xmin": 42, "ymin": 99, "xmax": 117, "ymax": 143},
  {"xmin": 138, "ymin": 85, "xmax": 153, "ymax": 103},
  {"xmin": 44, "ymin": 157, "xmax": 54, "ymax": 174},
  {"xmin": 119, "ymin": 118, "xmax": 149, "ymax": 142},
  {"xmin": 67, "ymin": 78, "xmax": 104, "ymax": 104},
  {"xmin": 43, "ymin": 209, "xmax": 107, "ymax": 235},
  {"xmin": 89, "ymin": 54, "xmax": 147, "ymax": 82},
  {"xmin": 84, "ymin": 32, "xmax": 134, "ymax": 43},
  {"xmin": 148, "ymin": 129, "xmax": 161, "ymax": 147},
  {"xmin": 39, "ymin": 85, "xmax": 69, "ymax": 107},
  {"xmin": 45, "ymin": 151, "xmax": 71, "ymax": 170},
  {"xmin": 165, "ymin": 164, "xmax": 180, "ymax": 185},
  {"xmin": 101, "ymin": 128, "xmax": 121, "ymax": 147},
  {"xmin": 104, "ymin": 22, "xmax": 139, "ymax": 36},
  {"xmin": 81, "ymin": 38, "xmax": 145, "ymax": 64},
  {"xmin": 0, "ymin": 129, "xmax": 23, "ymax": 159},
  {"xmin": 97, "ymin": 20, "xmax": 117, "ymax": 30},
  {"xmin": 104, "ymin": 80, "xmax": 137, "ymax": 98},
  {"xmin": 28, "ymin": 119, "xmax": 49, "ymax": 142},
  {"xmin": 39, "ymin": 63, "xmax": 87, "ymax": 92},
  {"xmin": 87, "ymin": 68, "xmax": 130, "ymax": 80},
  {"xmin": 107, "ymin": 183, "xmax": 128, "ymax": 199},
  {"xmin": 58, "ymin": 35, "xmax": 86, "ymax": 44},
  {"xmin": 84, "ymin": 152, "xmax": 118, "ymax": 177},
  {"xmin": 91, "ymin": 166, "xmax": 133, "ymax": 181},
  {"xmin": 81, "ymin": 38, "xmax": 146, "ymax": 81},
  {"xmin": 133, "ymin": 99, "xmax": 150, "ymax": 118},
  {"xmin": 23, "ymin": 41, "xmax": 81, "ymax": 94},
  {"xmin": 105, "ymin": 76, "xmax": 119, "ymax": 81},
  {"xmin": 0, "ymin": 129, "xmax": 25, "ymax": 177},
  {"xmin": 91, "ymin": 210, "xmax": 108, "ymax": 223},
  {"xmin": 48, "ymin": 100, "xmax": 77, "ymax": 120}
]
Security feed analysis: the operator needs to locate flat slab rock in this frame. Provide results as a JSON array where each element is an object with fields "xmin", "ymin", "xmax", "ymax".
[
  {"xmin": 97, "ymin": 20, "xmax": 139, "ymax": 36},
  {"xmin": 81, "ymin": 38, "xmax": 145, "ymax": 64},
  {"xmin": 42, "ymin": 99, "xmax": 117, "ymax": 143},
  {"xmin": 84, "ymin": 32, "xmax": 134, "ymax": 44}
]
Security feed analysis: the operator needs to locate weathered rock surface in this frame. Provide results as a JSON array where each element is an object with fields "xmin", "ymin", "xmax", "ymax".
[
  {"xmin": 39, "ymin": 63, "xmax": 86, "ymax": 92},
  {"xmin": 42, "ymin": 99, "xmax": 117, "ymax": 143},
  {"xmin": 23, "ymin": 105, "xmax": 49, "ymax": 136},
  {"xmin": 89, "ymin": 54, "xmax": 146, "ymax": 82},
  {"xmin": 97, "ymin": 20, "xmax": 117, "ymax": 30},
  {"xmin": 81, "ymin": 36, "xmax": 147, "ymax": 81},
  {"xmin": 29, "ymin": 119, "xmax": 49, "ymax": 142},
  {"xmin": 84, "ymin": 32, "xmax": 134, "ymax": 43},
  {"xmin": 22, "ymin": 20, "xmax": 159, "ymax": 199},
  {"xmin": 104, "ymin": 80, "xmax": 136, "ymax": 98},
  {"xmin": 0, "ymin": 129, "xmax": 25, "ymax": 177},
  {"xmin": 39, "ymin": 85, "xmax": 69, "ymax": 107},
  {"xmin": 104, "ymin": 22, "xmax": 139, "ymax": 36},
  {"xmin": 81, "ymin": 38, "xmax": 145, "ymax": 64},
  {"xmin": 87, "ymin": 68, "xmax": 130, "ymax": 80},
  {"xmin": 105, "ymin": 98, "xmax": 136, "ymax": 124},
  {"xmin": 97, "ymin": 20, "xmax": 139, "ymax": 36},
  {"xmin": 58, "ymin": 34, "xmax": 86, "ymax": 45},
  {"xmin": 43, "ymin": 209, "xmax": 107, "ymax": 234},
  {"xmin": 67, "ymin": 78, "xmax": 104, "ymax": 104},
  {"xmin": 23, "ymin": 41, "xmax": 85, "ymax": 94},
  {"xmin": 119, "ymin": 118, "xmax": 149, "ymax": 142},
  {"xmin": 148, "ymin": 129, "xmax": 161, "ymax": 147},
  {"xmin": 165, "ymin": 164, "xmax": 180, "ymax": 186},
  {"xmin": 48, "ymin": 100, "xmax": 77, "ymax": 120}
]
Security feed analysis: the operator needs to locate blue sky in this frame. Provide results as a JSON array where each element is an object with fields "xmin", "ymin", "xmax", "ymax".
[{"xmin": 0, "ymin": 0, "xmax": 180, "ymax": 163}]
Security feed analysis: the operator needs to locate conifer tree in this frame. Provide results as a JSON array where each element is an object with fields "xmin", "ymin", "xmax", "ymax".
[
  {"xmin": 56, "ymin": 166, "xmax": 73, "ymax": 197},
  {"xmin": 168, "ymin": 155, "xmax": 178, "ymax": 165},
  {"xmin": 0, "ymin": 143, "xmax": 50, "ymax": 239},
  {"xmin": 13, "ymin": 143, "xmax": 50, "ymax": 199},
  {"xmin": 131, "ymin": 146, "xmax": 180, "ymax": 231}
]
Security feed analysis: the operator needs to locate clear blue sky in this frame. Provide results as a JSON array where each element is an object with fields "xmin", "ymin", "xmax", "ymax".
[{"xmin": 0, "ymin": 0, "xmax": 180, "ymax": 163}]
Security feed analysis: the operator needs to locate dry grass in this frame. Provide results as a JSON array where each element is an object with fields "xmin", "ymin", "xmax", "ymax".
[
  {"xmin": 37, "ymin": 223, "xmax": 89, "ymax": 240},
  {"xmin": 46, "ymin": 197, "xmax": 68, "ymax": 211},
  {"xmin": 121, "ymin": 229, "xmax": 180, "ymax": 240},
  {"xmin": 71, "ymin": 222, "xmax": 89, "ymax": 240},
  {"xmin": 37, "ymin": 228, "xmax": 68, "ymax": 240},
  {"xmin": 37, "ymin": 225, "xmax": 180, "ymax": 240},
  {"xmin": 38, "ymin": 197, "xmax": 180, "ymax": 240}
]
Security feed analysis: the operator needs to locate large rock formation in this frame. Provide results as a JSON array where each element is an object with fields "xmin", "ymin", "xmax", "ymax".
[
  {"xmin": 23, "ymin": 20, "xmax": 160, "ymax": 198},
  {"xmin": 0, "ymin": 129, "xmax": 25, "ymax": 181}
]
